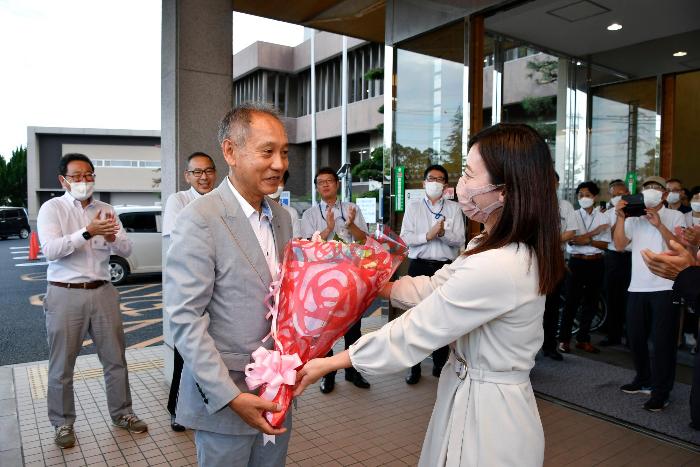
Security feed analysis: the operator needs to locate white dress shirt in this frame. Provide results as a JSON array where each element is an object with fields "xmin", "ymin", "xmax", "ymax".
[
  {"xmin": 400, "ymin": 196, "xmax": 465, "ymax": 261},
  {"xmin": 226, "ymin": 178, "xmax": 278, "ymax": 279},
  {"xmin": 301, "ymin": 199, "xmax": 368, "ymax": 242},
  {"xmin": 624, "ymin": 207, "xmax": 686, "ymax": 292},
  {"xmin": 37, "ymin": 192, "xmax": 132, "ymax": 282},
  {"xmin": 566, "ymin": 207, "xmax": 610, "ymax": 256},
  {"xmin": 558, "ymin": 199, "xmax": 577, "ymax": 252},
  {"xmin": 162, "ymin": 187, "xmax": 202, "ymax": 237},
  {"xmin": 281, "ymin": 203, "xmax": 301, "ymax": 238}
]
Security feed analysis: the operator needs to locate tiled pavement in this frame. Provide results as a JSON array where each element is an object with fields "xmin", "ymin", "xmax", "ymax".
[{"xmin": 2, "ymin": 346, "xmax": 700, "ymax": 466}]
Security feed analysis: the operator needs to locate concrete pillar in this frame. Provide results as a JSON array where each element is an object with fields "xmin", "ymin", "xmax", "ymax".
[{"xmin": 161, "ymin": 0, "xmax": 232, "ymax": 383}]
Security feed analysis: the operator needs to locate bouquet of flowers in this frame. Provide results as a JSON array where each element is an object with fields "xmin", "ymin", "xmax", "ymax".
[{"xmin": 244, "ymin": 225, "xmax": 407, "ymax": 428}]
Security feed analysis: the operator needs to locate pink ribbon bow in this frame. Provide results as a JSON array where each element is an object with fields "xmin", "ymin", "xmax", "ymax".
[{"xmin": 245, "ymin": 347, "xmax": 302, "ymax": 403}]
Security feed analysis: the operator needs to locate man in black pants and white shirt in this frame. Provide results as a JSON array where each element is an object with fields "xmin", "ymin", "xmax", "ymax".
[
  {"xmin": 399, "ymin": 164, "xmax": 465, "ymax": 383},
  {"xmin": 558, "ymin": 181, "xmax": 610, "ymax": 355},
  {"xmin": 614, "ymin": 175, "xmax": 687, "ymax": 412}
]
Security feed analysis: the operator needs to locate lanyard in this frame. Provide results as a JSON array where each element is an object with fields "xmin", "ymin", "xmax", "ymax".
[
  {"xmin": 424, "ymin": 199, "xmax": 445, "ymax": 220},
  {"xmin": 579, "ymin": 209, "xmax": 596, "ymax": 233},
  {"xmin": 320, "ymin": 201, "xmax": 346, "ymax": 222}
]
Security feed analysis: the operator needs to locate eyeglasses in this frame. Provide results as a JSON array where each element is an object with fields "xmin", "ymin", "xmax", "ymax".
[
  {"xmin": 644, "ymin": 184, "xmax": 664, "ymax": 191},
  {"xmin": 316, "ymin": 178, "xmax": 337, "ymax": 186},
  {"xmin": 187, "ymin": 168, "xmax": 216, "ymax": 177},
  {"xmin": 426, "ymin": 176, "xmax": 446, "ymax": 183},
  {"xmin": 64, "ymin": 173, "xmax": 96, "ymax": 182}
]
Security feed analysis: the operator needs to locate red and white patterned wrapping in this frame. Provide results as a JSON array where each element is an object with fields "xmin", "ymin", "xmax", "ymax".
[{"xmin": 245, "ymin": 225, "xmax": 407, "ymax": 427}]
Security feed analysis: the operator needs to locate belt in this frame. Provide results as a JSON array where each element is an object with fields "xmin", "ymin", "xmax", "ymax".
[
  {"xmin": 412, "ymin": 258, "xmax": 452, "ymax": 266},
  {"xmin": 49, "ymin": 280, "xmax": 108, "ymax": 290},
  {"xmin": 571, "ymin": 253, "xmax": 604, "ymax": 261},
  {"xmin": 452, "ymin": 351, "xmax": 529, "ymax": 384}
]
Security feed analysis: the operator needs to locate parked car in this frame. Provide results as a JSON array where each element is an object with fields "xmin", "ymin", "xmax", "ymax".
[
  {"xmin": 0, "ymin": 206, "xmax": 31, "ymax": 239},
  {"xmin": 110, "ymin": 205, "xmax": 162, "ymax": 285}
]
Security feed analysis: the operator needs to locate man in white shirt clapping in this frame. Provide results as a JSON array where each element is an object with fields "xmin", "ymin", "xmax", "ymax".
[
  {"xmin": 615, "ymin": 176, "xmax": 687, "ymax": 412},
  {"xmin": 400, "ymin": 164, "xmax": 466, "ymax": 383},
  {"xmin": 37, "ymin": 153, "xmax": 146, "ymax": 449}
]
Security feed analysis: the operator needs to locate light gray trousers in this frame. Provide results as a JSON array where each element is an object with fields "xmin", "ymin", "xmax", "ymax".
[
  {"xmin": 43, "ymin": 283, "xmax": 132, "ymax": 427},
  {"xmin": 195, "ymin": 411, "xmax": 292, "ymax": 467}
]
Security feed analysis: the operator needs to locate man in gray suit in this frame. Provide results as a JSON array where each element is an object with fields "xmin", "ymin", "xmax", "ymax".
[{"xmin": 166, "ymin": 103, "xmax": 293, "ymax": 466}]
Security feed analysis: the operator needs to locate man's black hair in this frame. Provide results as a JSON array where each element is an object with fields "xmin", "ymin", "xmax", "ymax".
[
  {"xmin": 314, "ymin": 167, "xmax": 339, "ymax": 185},
  {"xmin": 423, "ymin": 164, "xmax": 448, "ymax": 183},
  {"xmin": 283, "ymin": 170, "xmax": 290, "ymax": 184},
  {"xmin": 576, "ymin": 181, "xmax": 600, "ymax": 196},
  {"xmin": 59, "ymin": 153, "xmax": 94, "ymax": 176},
  {"xmin": 187, "ymin": 152, "xmax": 215, "ymax": 167}
]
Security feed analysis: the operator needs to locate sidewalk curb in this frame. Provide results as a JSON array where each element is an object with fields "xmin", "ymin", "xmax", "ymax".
[{"xmin": 0, "ymin": 365, "xmax": 22, "ymax": 467}]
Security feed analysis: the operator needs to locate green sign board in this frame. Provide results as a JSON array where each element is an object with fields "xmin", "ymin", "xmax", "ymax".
[{"xmin": 394, "ymin": 166, "xmax": 405, "ymax": 212}]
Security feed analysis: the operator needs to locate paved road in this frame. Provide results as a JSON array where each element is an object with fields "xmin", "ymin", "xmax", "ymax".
[{"xmin": 0, "ymin": 237, "xmax": 163, "ymax": 366}]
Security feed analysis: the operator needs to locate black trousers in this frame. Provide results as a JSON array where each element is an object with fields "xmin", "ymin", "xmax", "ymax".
[
  {"xmin": 543, "ymin": 279, "xmax": 565, "ymax": 352},
  {"xmin": 604, "ymin": 250, "xmax": 631, "ymax": 343},
  {"xmin": 559, "ymin": 256, "xmax": 604, "ymax": 343},
  {"xmin": 407, "ymin": 258, "xmax": 451, "ymax": 372},
  {"xmin": 325, "ymin": 318, "xmax": 362, "ymax": 378},
  {"xmin": 167, "ymin": 346, "xmax": 184, "ymax": 416},
  {"xmin": 627, "ymin": 291, "xmax": 680, "ymax": 399}
]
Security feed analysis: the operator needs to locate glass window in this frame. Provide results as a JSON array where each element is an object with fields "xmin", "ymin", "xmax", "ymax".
[
  {"xmin": 590, "ymin": 77, "xmax": 659, "ymax": 195},
  {"xmin": 119, "ymin": 212, "xmax": 158, "ymax": 233},
  {"xmin": 394, "ymin": 20, "xmax": 465, "ymax": 191}
]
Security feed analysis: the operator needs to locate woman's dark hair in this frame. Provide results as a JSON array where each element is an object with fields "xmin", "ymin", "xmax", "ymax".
[
  {"xmin": 690, "ymin": 186, "xmax": 700, "ymax": 197},
  {"xmin": 464, "ymin": 123, "xmax": 565, "ymax": 295},
  {"xmin": 59, "ymin": 153, "xmax": 94, "ymax": 176},
  {"xmin": 314, "ymin": 167, "xmax": 339, "ymax": 185},
  {"xmin": 423, "ymin": 164, "xmax": 448, "ymax": 183}
]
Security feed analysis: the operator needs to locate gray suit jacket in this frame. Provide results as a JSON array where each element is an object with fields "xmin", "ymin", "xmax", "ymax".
[{"xmin": 165, "ymin": 180, "xmax": 292, "ymax": 435}]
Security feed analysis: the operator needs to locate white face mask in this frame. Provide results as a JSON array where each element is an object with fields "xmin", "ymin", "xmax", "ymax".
[
  {"xmin": 64, "ymin": 179, "xmax": 94, "ymax": 201},
  {"xmin": 578, "ymin": 197, "xmax": 594, "ymax": 209},
  {"xmin": 691, "ymin": 201, "xmax": 700, "ymax": 213},
  {"xmin": 666, "ymin": 192, "xmax": 681, "ymax": 204},
  {"xmin": 424, "ymin": 181, "xmax": 444, "ymax": 199},
  {"xmin": 642, "ymin": 188, "xmax": 663, "ymax": 208},
  {"xmin": 610, "ymin": 196, "xmax": 622, "ymax": 207},
  {"xmin": 269, "ymin": 186, "xmax": 284, "ymax": 199}
]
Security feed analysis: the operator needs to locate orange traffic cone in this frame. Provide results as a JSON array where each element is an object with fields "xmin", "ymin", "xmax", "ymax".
[{"xmin": 28, "ymin": 231, "xmax": 39, "ymax": 261}]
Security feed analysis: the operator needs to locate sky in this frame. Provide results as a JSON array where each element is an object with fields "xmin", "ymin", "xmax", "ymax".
[{"xmin": 0, "ymin": 1, "xmax": 304, "ymax": 159}]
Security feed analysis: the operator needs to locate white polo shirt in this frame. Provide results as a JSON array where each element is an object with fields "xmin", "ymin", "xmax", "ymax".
[
  {"xmin": 624, "ymin": 207, "xmax": 687, "ymax": 292},
  {"xmin": 605, "ymin": 208, "xmax": 632, "ymax": 252},
  {"xmin": 566, "ymin": 207, "xmax": 611, "ymax": 256}
]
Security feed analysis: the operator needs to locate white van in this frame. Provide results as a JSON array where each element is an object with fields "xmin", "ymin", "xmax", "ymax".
[{"xmin": 110, "ymin": 205, "xmax": 162, "ymax": 285}]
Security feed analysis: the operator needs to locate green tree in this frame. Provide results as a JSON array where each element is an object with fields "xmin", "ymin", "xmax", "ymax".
[
  {"xmin": 352, "ymin": 146, "xmax": 383, "ymax": 182},
  {"xmin": 0, "ymin": 146, "xmax": 27, "ymax": 206}
]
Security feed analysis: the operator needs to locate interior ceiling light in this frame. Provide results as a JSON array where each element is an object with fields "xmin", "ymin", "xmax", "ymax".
[
  {"xmin": 673, "ymin": 51, "xmax": 688, "ymax": 57},
  {"xmin": 607, "ymin": 23, "xmax": 622, "ymax": 31}
]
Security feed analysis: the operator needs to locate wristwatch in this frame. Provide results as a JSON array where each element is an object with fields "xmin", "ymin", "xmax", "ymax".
[{"xmin": 82, "ymin": 229, "xmax": 93, "ymax": 240}]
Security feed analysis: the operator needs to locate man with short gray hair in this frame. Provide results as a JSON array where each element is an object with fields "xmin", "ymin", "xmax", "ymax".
[{"xmin": 166, "ymin": 103, "xmax": 294, "ymax": 466}]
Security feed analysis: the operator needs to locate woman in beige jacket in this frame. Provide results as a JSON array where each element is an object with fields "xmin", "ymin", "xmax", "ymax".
[{"xmin": 295, "ymin": 123, "xmax": 565, "ymax": 467}]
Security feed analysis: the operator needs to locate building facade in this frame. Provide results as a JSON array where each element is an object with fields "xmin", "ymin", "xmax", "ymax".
[{"xmin": 27, "ymin": 127, "xmax": 161, "ymax": 223}]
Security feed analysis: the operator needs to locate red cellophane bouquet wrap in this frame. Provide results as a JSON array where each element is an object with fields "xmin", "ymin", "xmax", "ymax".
[{"xmin": 244, "ymin": 225, "xmax": 407, "ymax": 429}]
